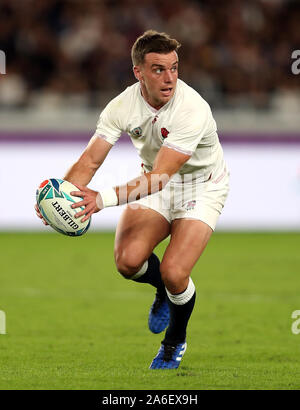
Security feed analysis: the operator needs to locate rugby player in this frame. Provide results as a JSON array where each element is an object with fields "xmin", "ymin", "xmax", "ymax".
[{"xmin": 35, "ymin": 30, "xmax": 229, "ymax": 369}]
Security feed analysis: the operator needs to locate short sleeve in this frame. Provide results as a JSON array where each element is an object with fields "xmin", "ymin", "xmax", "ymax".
[
  {"xmin": 163, "ymin": 103, "xmax": 213, "ymax": 155},
  {"xmin": 93, "ymin": 97, "xmax": 124, "ymax": 145}
]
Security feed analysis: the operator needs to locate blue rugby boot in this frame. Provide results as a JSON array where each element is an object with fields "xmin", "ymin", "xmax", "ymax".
[
  {"xmin": 148, "ymin": 290, "xmax": 170, "ymax": 334},
  {"xmin": 149, "ymin": 341, "xmax": 187, "ymax": 369}
]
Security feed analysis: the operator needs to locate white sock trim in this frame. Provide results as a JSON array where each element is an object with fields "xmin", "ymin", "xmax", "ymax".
[
  {"xmin": 130, "ymin": 260, "xmax": 148, "ymax": 280},
  {"xmin": 166, "ymin": 278, "xmax": 195, "ymax": 305}
]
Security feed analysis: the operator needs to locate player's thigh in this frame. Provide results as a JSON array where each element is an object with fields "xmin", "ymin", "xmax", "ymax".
[
  {"xmin": 114, "ymin": 204, "xmax": 170, "ymax": 267},
  {"xmin": 160, "ymin": 219, "xmax": 213, "ymax": 292}
]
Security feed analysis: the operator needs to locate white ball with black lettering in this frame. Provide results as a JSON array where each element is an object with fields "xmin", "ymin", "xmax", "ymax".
[{"xmin": 36, "ymin": 178, "xmax": 91, "ymax": 236}]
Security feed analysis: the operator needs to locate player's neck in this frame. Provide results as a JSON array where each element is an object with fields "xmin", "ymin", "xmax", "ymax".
[
  {"xmin": 144, "ymin": 98, "xmax": 160, "ymax": 113},
  {"xmin": 140, "ymin": 88, "xmax": 163, "ymax": 111}
]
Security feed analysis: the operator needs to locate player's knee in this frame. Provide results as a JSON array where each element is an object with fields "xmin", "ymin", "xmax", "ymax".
[
  {"xmin": 114, "ymin": 247, "xmax": 146, "ymax": 279},
  {"xmin": 160, "ymin": 261, "xmax": 190, "ymax": 293}
]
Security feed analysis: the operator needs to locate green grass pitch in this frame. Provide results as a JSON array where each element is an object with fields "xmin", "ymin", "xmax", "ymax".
[{"xmin": 0, "ymin": 231, "xmax": 299, "ymax": 390}]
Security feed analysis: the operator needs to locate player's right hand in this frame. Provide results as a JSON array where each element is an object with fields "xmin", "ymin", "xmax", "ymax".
[{"xmin": 34, "ymin": 203, "xmax": 49, "ymax": 225}]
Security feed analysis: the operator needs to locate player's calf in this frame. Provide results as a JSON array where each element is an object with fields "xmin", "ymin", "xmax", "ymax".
[
  {"xmin": 115, "ymin": 251, "xmax": 169, "ymax": 332},
  {"xmin": 163, "ymin": 277, "xmax": 196, "ymax": 347}
]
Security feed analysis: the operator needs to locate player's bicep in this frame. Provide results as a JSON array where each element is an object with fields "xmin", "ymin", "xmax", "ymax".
[
  {"xmin": 152, "ymin": 146, "xmax": 191, "ymax": 177},
  {"xmin": 80, "ymin": 135, "xmax": 113, "ymax": 169}
]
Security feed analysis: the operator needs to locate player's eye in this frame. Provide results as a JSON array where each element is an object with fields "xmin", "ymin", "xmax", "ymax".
[
  {"xmin": 155, "ymin": 68, "xmax": 163, "ymax": 74},
  {"xmin": 171, "ymin": 66, "xmax": 177, "ymax": 72}
]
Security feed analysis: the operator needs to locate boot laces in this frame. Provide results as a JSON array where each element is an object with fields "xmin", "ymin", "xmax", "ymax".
[{"xmin": 162, "ymin": 344, "xmax": 176, "ymax": 362}]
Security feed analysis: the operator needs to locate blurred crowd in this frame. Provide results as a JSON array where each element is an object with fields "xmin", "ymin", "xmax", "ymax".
[{"xmin": 0, "ymin": 0, "xmax": 299, "ymax": 111}]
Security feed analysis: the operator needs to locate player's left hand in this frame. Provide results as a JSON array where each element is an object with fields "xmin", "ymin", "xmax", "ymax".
[{"xmin": 70, "ymin": 184, "xmax": 103, "ymax": 222}]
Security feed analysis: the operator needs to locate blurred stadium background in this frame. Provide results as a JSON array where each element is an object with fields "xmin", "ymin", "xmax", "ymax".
[
  {"xmin": 1, "ymin": 0, "xmax": 300, "ymax": 391},
  {"xmin": 0, "ymin": 0, "xmax": 300, "ymax": 231}
]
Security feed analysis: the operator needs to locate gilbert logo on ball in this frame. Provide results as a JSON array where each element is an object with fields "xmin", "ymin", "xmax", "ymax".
[{"xmin": 36, "ymin": 178, "xmax": 91, "ymax": 236}]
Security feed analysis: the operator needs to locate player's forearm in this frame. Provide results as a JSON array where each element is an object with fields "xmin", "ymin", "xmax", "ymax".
[
  {"xmin": 97, "ymin": 145, "xmax": 191, "ymax": 209},
  {"xmin": 98, "ymin": 172, "xmax": 169, "ymax": 209},
  {"xmin": 64, "ymin": 136, "xmax": 113, "ymax": 186},
  {"xmin": 64, "ymin": 160, "xmax": 97, "ymax": 186},
  {"xmin": 117, "ymin": 171, "xmax": 169, "ymax": 204}
]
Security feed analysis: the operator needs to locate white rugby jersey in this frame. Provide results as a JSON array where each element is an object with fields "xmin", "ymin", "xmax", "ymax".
[{"xmin": 93, "ymin": 79, "xmax": 226, "ymax": 182}]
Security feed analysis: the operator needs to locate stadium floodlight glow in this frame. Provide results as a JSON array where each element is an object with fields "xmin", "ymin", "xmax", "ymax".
[
  {"xmin": 0, "ymin": 310, "xmax": 6, "ymax": 335},
  {"xmin": 291, "ymin": 50, "xmax": 300, "ymax": 75},
  {"xmin": 0, "ymin": 50, "xmax": 6, "ymax": 75}
]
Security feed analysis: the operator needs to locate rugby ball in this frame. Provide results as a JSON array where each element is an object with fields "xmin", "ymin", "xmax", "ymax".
[{"xmin": 36, "ymin": 178, "xmax": 91, "ymax": 236}]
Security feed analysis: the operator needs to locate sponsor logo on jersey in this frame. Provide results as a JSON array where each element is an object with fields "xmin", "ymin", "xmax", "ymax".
[
  {"xmin": 130, "ymin": 127, "xmax": 143, "ymax": 138},
  {"xmin": 161, "ymin": 128, "xmax": 169, "ymax": 138}
]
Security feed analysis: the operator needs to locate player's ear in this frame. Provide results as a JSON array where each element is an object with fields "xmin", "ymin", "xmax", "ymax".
[{"xmin": 133, "ymin": 65, "xmax": 142, "ymax": 82}]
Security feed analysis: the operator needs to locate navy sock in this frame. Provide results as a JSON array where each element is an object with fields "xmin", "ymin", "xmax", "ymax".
[
  {"xmin": 163, "ymin": 291, "xmax": 196, "ymax": 345},
  {"xmin": 133, "ymin": 253, "xmax": 165, "ymax": 294}
]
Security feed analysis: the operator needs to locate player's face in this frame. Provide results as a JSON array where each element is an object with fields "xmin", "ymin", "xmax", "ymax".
[{"xmin": 134, "ymin": 51, "xmax": 178, "ymax": 110}]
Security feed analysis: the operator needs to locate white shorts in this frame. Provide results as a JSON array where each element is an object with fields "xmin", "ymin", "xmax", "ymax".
[{"xmin": 131, "ymin": 167, "xmax": 230, "ymax": 231}]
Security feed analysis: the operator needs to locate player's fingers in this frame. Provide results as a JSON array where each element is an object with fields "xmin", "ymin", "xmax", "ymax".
[
  {"xmin": 34, "ymin": 204, "xmax": 44, "ymax": 219},
  {"xmin": 34, "ymin": 204, "xmax": 41, "ymax": 214},
  {"xmin": 77, "ymin": 203, "xmax": 95, "ymax": 220},
  {"xmin": 35, "ymin": 210, "xmax": 42, "ymax": 219},
  {"xmin": 38, "ymin": 212, "xmax": 49, "ymax": 225},
  {"xmin": 74, "ymin": 209, "xmax": 86, "ymax": 218},
  {"xmin": 81, "ymin": 215, "xmax": 90, "ymax": 223},
  {"xmin": 71, "ymin": 200, "xmax": 86, "ymax": 209},
  {"xmin": 34, "ymin": 205, "xmax": 49, "ymax": 225},
  {"xmin": 81, "ymin": 208, "xmax": 96, "ymax": 222},
  {"xmin": 71, "ymin": 184, "xmax": 86, "ymax": 191},
  {"xmin": 70, "ymin": 190, "xmax": 85, "ymax": 198}
]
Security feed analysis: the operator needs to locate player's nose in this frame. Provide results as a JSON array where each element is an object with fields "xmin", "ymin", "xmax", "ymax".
[{"xmin": 163, "ymin": 69, "xmax": 173, "ymax": 83}]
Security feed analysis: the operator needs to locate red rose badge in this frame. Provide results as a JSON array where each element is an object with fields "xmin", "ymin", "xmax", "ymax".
[{"xmin": 161, "ymin": 128, "xmax": 169, "ymax": 138}]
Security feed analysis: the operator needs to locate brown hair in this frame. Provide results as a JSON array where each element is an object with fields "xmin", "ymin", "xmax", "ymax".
[{"xmin": 131, "ymin": 30, "xmax": 181, "ymax": 66}]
